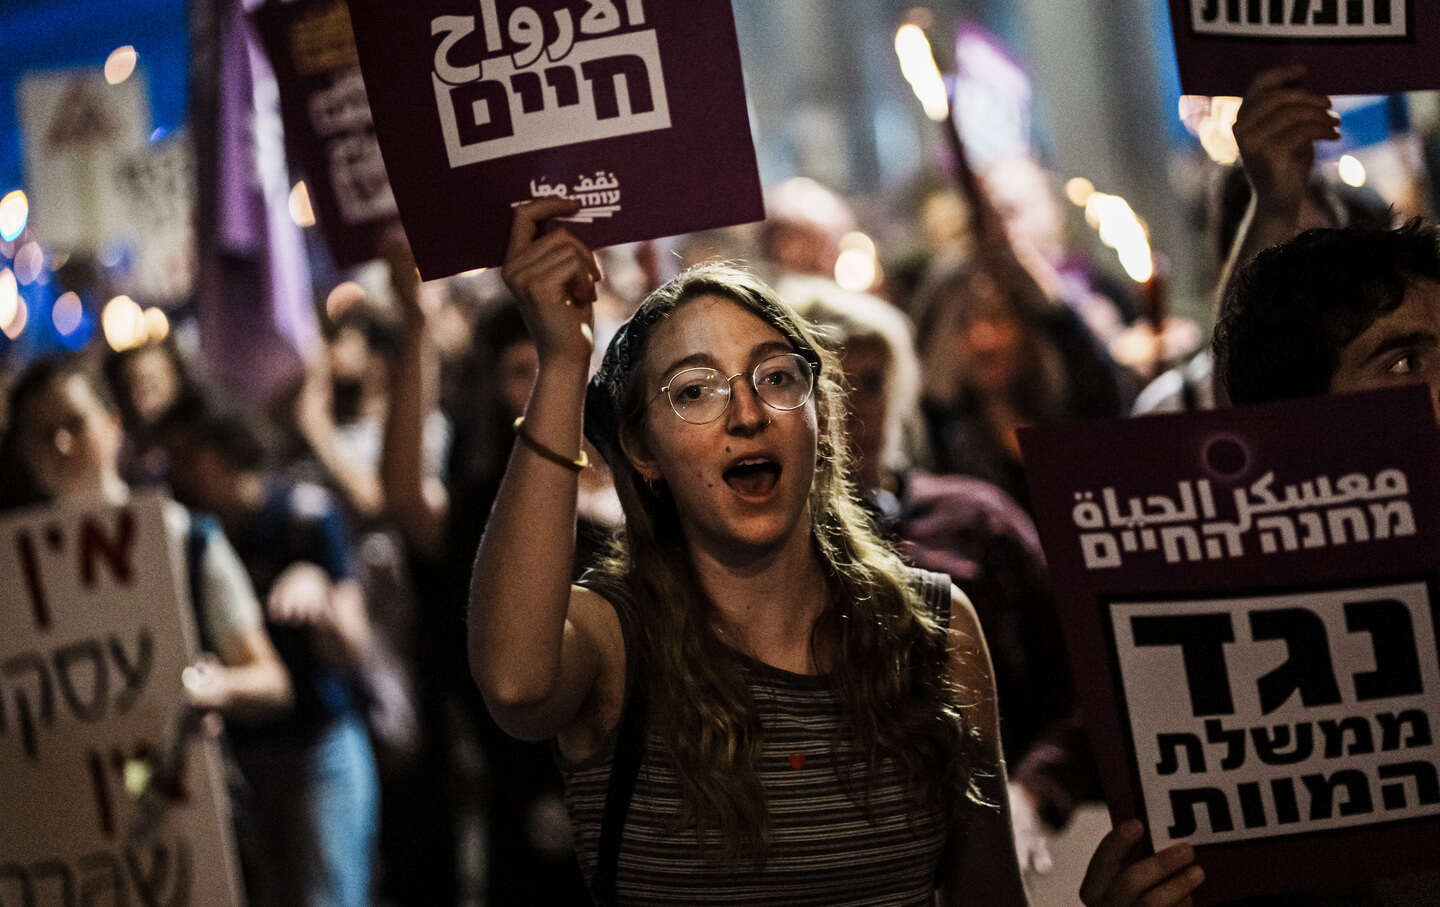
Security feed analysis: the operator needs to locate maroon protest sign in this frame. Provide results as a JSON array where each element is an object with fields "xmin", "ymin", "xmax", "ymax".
[
  {"xmin": 1019, "ymin": 386, "xmax": 1440, "ymax": 904},
  {"xmin": 253, "ymin": 0, "xmax": 399, "ymax": 267},
  {"xmin": 1168, "ymin": 0, "xmax": 1440, "ymax": 96},
  {"xmin": 345, "ymin": 0, "xmax": 765, "ymax": 280}
]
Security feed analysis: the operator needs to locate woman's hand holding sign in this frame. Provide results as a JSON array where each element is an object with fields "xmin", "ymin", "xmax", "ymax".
[{"xmin": 502, "ymin": 198, "xmax": 603, "ymax": 369}]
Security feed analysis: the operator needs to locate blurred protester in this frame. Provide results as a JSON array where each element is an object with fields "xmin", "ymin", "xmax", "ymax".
[
  {"xmin": 1088, "ymin": 220, "xmax": 1440, "ymax": 907},
  {"xmin": 6, "ymin": 359, "xmax": 301, "ymax": 901},
  {"xmin": 911, "ymin": 138, "xmax": 1133, "ymax": 514},
  {"xmin": 104, "ymin": 336, "xmax": 198, "ymax": 435},
  {"xmin": 316, "ymin": 294, "xmax": 436, "ymax": 761},
  {"xmin": 790, "ymin": 277, "xmax": 1101, "ymax": 875},
  {"xmin": 911, "ymin": 204, "xmax": 1131, "ymax": 511},
  {"xmin": 157, "ymin": 395, "xmax": 378, "ymax": 907},
  {"xmin": 287, "ymin": 350, "xmax": 387, "ymax": 522},
  {"xmin": 380, "ymin": 239, "xmax": 595, "ymax": 905},
  {"xmin": 103, "ymin": 337, "xmax": 200, "ymax": 484},
  {"xmin": 985, "ymin": 157, "xmax": 1141, "ymax": 344},
  {"xmin": 760, "ymin": 176, "xmax": 857, "ymax": 280},
  {"xmin": 2, "ymin": 355, "xmax": 291, "ymax": 730},
  {"xmin": 1135, "ymin": 65, "xmax": 1390, "ymax": 416}
]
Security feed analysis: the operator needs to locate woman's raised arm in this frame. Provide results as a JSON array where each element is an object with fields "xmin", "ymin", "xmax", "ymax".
[{"xmin": 468, "ymin": 199, "xmax": 615, "ymax": 741}]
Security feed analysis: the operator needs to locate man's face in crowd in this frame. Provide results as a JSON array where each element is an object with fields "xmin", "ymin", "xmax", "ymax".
[{"xmin": 1330, "ymin": 278, "xmax": 1440, "ymax": 423}]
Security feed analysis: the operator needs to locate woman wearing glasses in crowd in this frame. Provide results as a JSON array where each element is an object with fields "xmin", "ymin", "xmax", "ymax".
[{"xmin": 469, "ymin": 198, "xmax": 1026, "ymax": 905}]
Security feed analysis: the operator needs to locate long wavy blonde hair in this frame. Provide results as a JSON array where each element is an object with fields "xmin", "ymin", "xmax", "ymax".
[{"xmin": 585, "ymin": 263, "xmax": 990, "ymax": 861}]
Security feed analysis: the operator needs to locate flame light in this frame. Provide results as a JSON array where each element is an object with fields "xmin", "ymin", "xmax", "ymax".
[
  {"xmin": 834, "ymin": 232, "xmax": 879, "ymax": 293},
  {"xmin": 1338, "ymin": 154, "xmax": 1367, "ymax": 188},
  {"xmin": 895, "ymin": 25, "xmax": 950, "ymax": 122},
  {"xmin": 1065, "ymin": 177, "xmax": 1095, "ymax": 207},
  {"xmin": 0, "ymin": 190, "xmax": 28, "ymax": 242},
  {"xmin": 103, "ymin": 295, "xmax": 146, "ymax": 351},
  {"xmin": 105, "ymin": 46, "xmax": 138, "ymax": 85},
  {"xmin": 3, "ymin": 299, "xmax": 28, "ymax": 340},
  {"xmin": 52, "ymin": 291, "xmax": 84, "ymax": 335},
  {"xmin": 1178, "ymin": 95, "xmax": 1242, "ymax": 165},
  {"xmin": 1084, "ymin": 191, "xmax": 1153, "ymax": 283},
  {"xmin": 289, "ymin": 181, "xmax": 316, "ymax": 228},
  {"xmin": 143, "ymin": 307, "xmax": 170, "ymax": 342},
  {"xmin": 0, "ymin": 268, "xmax": 17, "ymax": 329}
]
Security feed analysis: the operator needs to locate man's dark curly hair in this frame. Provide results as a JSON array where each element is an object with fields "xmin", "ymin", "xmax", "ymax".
[{"xmin": 1214, "ymin": 219, "xmax": 1440, "ymax": 405}]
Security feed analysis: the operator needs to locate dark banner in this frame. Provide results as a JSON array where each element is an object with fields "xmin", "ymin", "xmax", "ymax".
[
  {"xmin": 345, "ymin": 0, "xmax": 765, "ymax": 279},
  {"xmin": 1168, "ymin": 0, "xmax": 1440, "ymax": 96},
  {"xmin": 1020, "ymin": 386, "xmax": 1440, "ymax": 904},
  {"xmin": 255, "ymin": 0, "xmax": 400, "ymax": 267}
]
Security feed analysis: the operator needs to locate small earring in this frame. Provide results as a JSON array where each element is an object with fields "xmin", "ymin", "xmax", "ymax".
[{"xmin": 644, "ymin": 475, "xmax": 663, "ymax": 495}]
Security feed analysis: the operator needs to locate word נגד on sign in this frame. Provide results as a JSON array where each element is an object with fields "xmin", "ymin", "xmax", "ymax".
[{"xmin": 1113, "ymin": 583, "xmax": 1440, "ymax": 848}]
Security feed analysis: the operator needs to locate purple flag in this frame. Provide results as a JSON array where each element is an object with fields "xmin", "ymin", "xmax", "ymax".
[{"xmin": 191, "ymin": 0, "xmax": 320, "ymax": 401}]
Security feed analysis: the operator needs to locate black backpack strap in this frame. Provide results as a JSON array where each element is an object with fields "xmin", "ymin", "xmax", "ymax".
[
  {"xmin": 185, "ymin": 512, "xmax": 216, "ymax": 645},
  {"xmin": 922, "ymin": 568, "xmax": 952, "ymax": 630},
  {"xmin": 1179, "ymin": 369, "xmax": 1200, "ymax": 412},
  {"xmin": 592, "ymin": 654, "xmax": 647, "ymax": 906}
]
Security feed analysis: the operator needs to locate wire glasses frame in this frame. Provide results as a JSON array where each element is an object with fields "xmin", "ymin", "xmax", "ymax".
[{"xmin": 651, "ymin": 352, "xmax": 818, "ymax": 425}]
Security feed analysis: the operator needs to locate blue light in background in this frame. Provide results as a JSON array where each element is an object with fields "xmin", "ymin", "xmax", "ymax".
[{"xmin": 0, "ymin": 0, "xmax": 190, "ymax": 192}]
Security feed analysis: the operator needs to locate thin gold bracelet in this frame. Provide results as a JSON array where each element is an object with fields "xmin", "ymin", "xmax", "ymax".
[{"xmin": 512, "ymin": 416, "xmax": 589, "ymax": 472}]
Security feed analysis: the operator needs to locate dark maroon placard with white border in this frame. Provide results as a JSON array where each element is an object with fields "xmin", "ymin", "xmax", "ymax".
[
  {"xmin": 345, "ymin": 0, "xmax": 764, "ymax": 280},
  {"xmin": 254, "ymin": 0, "xmax": 400, "ymax": 267},
  {"xmin": 1168, "ymin": 0, "xmax": 1440, "ymax": 96},
  {"xmin": 1020, "ymin": 386, "xmax": 1440, "ymax": 904}
]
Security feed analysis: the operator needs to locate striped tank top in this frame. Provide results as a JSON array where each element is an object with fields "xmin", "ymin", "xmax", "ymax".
[{"xmin": 561, "ymin": 569, "xmax": 953, "ymax": 905}]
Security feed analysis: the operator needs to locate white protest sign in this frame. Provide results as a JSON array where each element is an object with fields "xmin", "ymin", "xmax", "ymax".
[
  {"xmin": 0, "ymin": 493, "xmax": 242, "ymax": 906},
  {"xmin": 111, "ymin": 133, "xmax": 198, "ymax": 304},
  {"xmin": 1114, "ymin": 581, "xmax": 1440, "ymax": 850},
  {"xmin": 18, "ymin": 68, "xmax": 149, "ymax": 253}
]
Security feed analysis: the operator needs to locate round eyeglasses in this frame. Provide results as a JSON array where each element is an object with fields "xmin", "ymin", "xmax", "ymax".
[{"xmin": 654, "ymin": 352, "xmax": 817, "ymax": 425}]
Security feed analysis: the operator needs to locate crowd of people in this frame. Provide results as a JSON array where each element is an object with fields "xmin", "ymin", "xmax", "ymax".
[{"xmin": 1, "ymin": 62, "xmax": 1438, "ymax": 905}]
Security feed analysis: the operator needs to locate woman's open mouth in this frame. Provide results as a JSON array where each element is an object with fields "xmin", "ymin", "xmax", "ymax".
[{"xmin": 722, "ymin": 457, "xmax": 782, "ymax": 498}]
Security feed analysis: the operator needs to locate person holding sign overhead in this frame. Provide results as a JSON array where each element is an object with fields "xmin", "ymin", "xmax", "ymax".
[
  {"xmin": 1080, "ymin": 64, "xmax": 1439, "ymax": 907},
  {"xmin": 467, "ymin": 197, "xmax": 1027, "ymax": 905}
]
